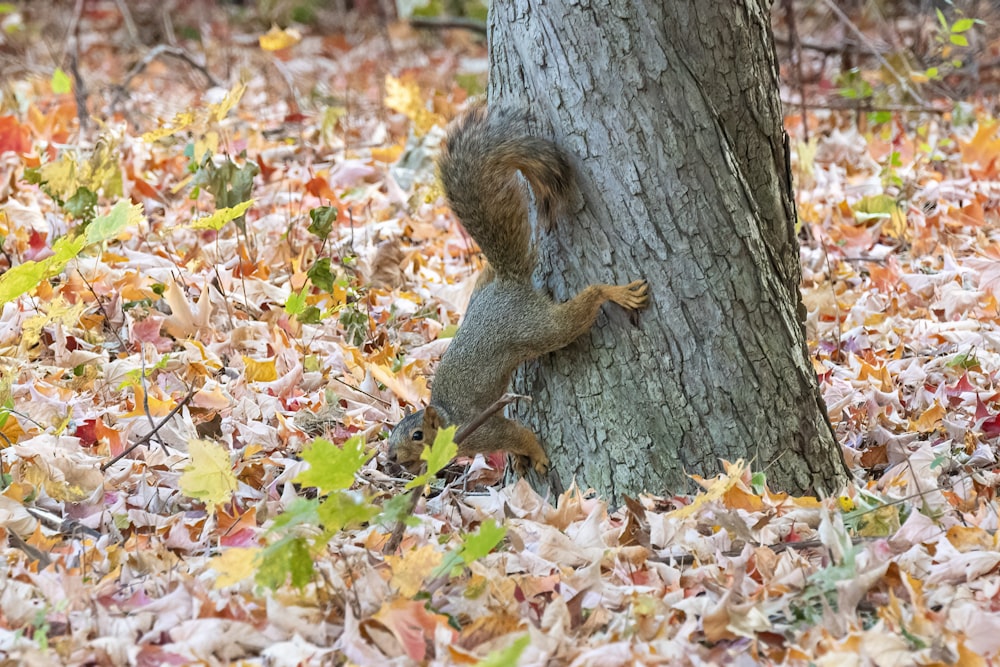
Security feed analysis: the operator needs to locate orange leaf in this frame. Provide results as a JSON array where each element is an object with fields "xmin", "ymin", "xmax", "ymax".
[
  {"xmin": 0, "ymin": 115, "xmax": 32, "ymax": 154},
  {"xmin": 911, "ymin": 401, "xmax": 945, "ymax": 433},
  {"xmin": 372, "ymin": 599, "xmax": 453, "ymax": 661}
]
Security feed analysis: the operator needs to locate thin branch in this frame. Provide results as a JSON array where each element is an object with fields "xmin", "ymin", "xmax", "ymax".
[
  {"xmin": 782, "ymin": 0, "xmax": 810, "ymax": 143},
  {"xmin": 409, "ymin": 17, "xmax": 487, "ymax": 35},
  {"xmin": 101, "ymin": 388, "xmax": 196, "ymax": 470},
  {"xmin": 780, "ymin": 98, "xmax": 946, "ymax": 115},
  {"xmin": 383, "ymin": 393, "xmax": 528, "ymax": 554},
  {"xmin": 112, "ymin": 0, "xmax": 140, "ymax": 46},
  {"xmin": 119, "ymin": 45, "xmax": 221, "ymax": 93},
  {"xmin": 817, "ymin": 0, "xmax": 926, "ymax": 105},
  {"xmin": 67, "ymin": 0, "xmax": 89, "ymax": 131}
]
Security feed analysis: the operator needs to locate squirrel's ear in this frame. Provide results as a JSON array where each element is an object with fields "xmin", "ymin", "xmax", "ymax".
[{"xmin": 423, "ymin": 406, "xmax": 445, "ymax": 432}]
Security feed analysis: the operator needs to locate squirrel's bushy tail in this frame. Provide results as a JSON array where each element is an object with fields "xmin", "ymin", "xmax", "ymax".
[{"xmin": 438, "ymin": 104, "xmax": 572, "ymax": 282}]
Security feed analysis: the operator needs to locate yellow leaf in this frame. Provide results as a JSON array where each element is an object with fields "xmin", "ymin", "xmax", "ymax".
[
  {"xmin": 20, "ymin": 296, "xmax": 85, "ymax": 350},
  {"xmin": 371, "ymin": 141, "xmax": 406, "ymax": 164},
  {"xmin": 259, "ymin": 25, "xmax": 302, "ymax": 52},
  {"xmin": 946, "ymin": 525, "xmax": 994, "ymax": 552},
  {"xmin": 386, "ymin": 544, "xmax": 444, "ymax": 597},
  {"xmin": 179, "ymin": 439, "xmax": 238, "ymax": 507},
  {"xmin": 142, "ymin": 82, "xmax": 246, "ymax": 143},
  {"xmin": 243, "ymin": 356, "xmax": 278, "ymax": 382},
  {"xmin": 210, "ymin": 547, "xmax": 260, "ymax": 588},
  {"xmin": 210, "ymin": 82, "xmax": 247, "ymax": 122},
  {"xmin": 911, "ymin": 401, "xmax": 945, "ymax": 433},
  {"xmin": 384, "ymin": 75, "xmax": 442, "ymax": 136},
  {"xmin": 190, "ymin": 200, "xmax": 254, "ymax": 230},
  {"xmin": 121, "ymin": 385, "xmax": 175, "ymax": 418},
  {"xmin": 369, "ymin": 362, "xmax": 429, "ymax": 407},
  {"xmin": 669, "ymin": 459, "xmax": 746, "ymax": 519}
]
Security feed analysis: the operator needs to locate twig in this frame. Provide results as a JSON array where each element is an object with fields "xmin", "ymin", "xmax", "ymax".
[
  {"xmin": 817, "ymin": 0, "xmax": 926, "ymax": 105},
  {"xmin": 454, "ymin": 393, "xmax": 526, "ymax": 442},
  {"xmin": 118, "ymin": 45, "xmax": 221, "ymax": 93},
  {"xmin": 782, "ymin": 0, "xmax": 810, "ymax": 143},
  {"xmin": 77, "ymin": 271, "xmax": 127, "ymax": 352},
  {"xmin": 100, "ymin": 388, "xmax": 196, "ymax": 470},
  {"xmin": 112, "ymin": 0, "xmax": 140, "ymax": 46},
  {"xmin": 67, "ymin": 0, "xmax": 89, "ymax": 131},
  {"xmin": 383, "ymin": 393, "xmax": 527, "ymax": 554},
  {"xmin": 408, "ymin": 17, "xmax": 487, "ymax": 35},
  {"xmin": 139, "ymin": 345, "xmax": 172, "ymax": 456},
  {"xmin": 780, "ymin": 98, "xmax": 946, "ymax": 115},
  {"xmin": 773, "ymin": 34, "xmax": 888, "ymax": 56},
  {"xmin": 331, "ymin": 376, "xmax": 391, "ymax": 407}
]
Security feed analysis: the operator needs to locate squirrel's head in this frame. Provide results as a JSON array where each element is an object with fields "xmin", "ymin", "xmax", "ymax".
[{"xmin": 387, "ymin": 406, "xmax": 444, "ymax": 472}]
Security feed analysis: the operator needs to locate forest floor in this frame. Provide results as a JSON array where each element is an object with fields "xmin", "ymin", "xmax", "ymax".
[{"xmin": 2, "ymin": 1, "xmax": 1000, "ymax": 665}]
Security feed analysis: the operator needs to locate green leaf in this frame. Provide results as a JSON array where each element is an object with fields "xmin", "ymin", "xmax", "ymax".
[
  {"xmin": 0, "ymin": 234, "xmax": 87, "ymax": 306},
  {"xmin": 422, "ymin": 425, "xmax": 457, "ymax": 476},
  {"xmin": 178, "ymin": 439, "xmax": 238, "ymax": 506},
  {"xmin": 925, "ymin": 66, "xmax": 939, "ymax": 79},
  {"xmin": 294, "ymin": 436, "xmax": 371, "ymax": 494},
  {"xmin": 296, "ymin": 305, "xmax": 323, "ymax": 324},
  {"xmin": 869, "ymin": 110, "xmax": 892, "ymax": 125},
  {"xmin": 191, "ymin": 155, "xmax": 259, "ymax": 229},
  {"xmin": 308, "ymin": 206, "xmax": 337, "ymax": 240},
  {"xmin": 51, "ymin": 68, "xmax": 71, "ymax": 94},
  {"xmin": 0, "ymin": 259, "xmax": 48, "ymax": 305},
  {"xmin": 285, "ymin": 287, "xmax": 307, "ymax": 315},
  {"xmin": 318, "ymin": 491, "xmax": 379, "ymax": 531},
  {"xmin": 64, "ymin": 187, "xmax": 98, "ymax": 222},
  {"xmin": 475, "ymin": 635, "xmax": 530, "ymax": 667},
  {"xmin": 307, "ymin": 257, "xmax": 334, "ymax": 292},
  {"xmin": 432, "ymin": 518, "xmax": 506, "ymax": 578},
  {"xmin": 267, "ymin": 498, "xmax": 321, "ymax": 534},
  {"xmin": 378, "ymin": 492, "xmax": 422, "ymax": 527},
  {"xmin": 950, "ymin": 33, "xmax": 969, "ymax": 46},
  {"xmin": 255, "ymin": 536, "xmax": 313, "ymax": 589},
  {"xmin": 952, "ymin": 18, "xmax": 976, "ymax": 33},
  {"xmin": 189, "ymin": 199, "xmax": 254, "ymax": 230},
  {"xmin": 936, "ymin": 8, "xmax": 948, "ymax": 30},
  {"xmin": 405, "ymin": 425, "xmax": 458, "ymax": 490},
  {"xmin": 86, "ymin": 200, "xmax": 145, "ymax": 244},
  {"xmin": 0, "ymin": 4, "xmax": 17, "ymax": 13},
  {"xmin": 459, "ymin": 518, "xmax": 506, "ymax": 564}
]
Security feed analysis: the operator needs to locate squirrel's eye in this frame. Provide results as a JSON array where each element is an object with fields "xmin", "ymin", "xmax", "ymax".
[{"xmin": 412, "ymin": 429, "xmax": 424, "ymax": 442}]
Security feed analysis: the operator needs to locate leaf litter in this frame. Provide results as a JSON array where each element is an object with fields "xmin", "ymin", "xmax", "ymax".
[{"xmin": 1, "ymin": 3, "xmax": 1000, "ymax": 666}]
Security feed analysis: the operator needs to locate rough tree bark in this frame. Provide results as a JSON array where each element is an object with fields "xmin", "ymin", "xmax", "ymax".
[{"xmin": 488, "ymin": 0, "xmax": 849, "ymax": 503}]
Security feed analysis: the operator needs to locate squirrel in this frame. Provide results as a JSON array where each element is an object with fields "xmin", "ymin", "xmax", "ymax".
[{"xmin": 388, "ymin": 104, "xmax": 649, "ymax": 475}]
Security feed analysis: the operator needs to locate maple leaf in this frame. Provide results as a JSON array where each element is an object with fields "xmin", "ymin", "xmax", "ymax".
[
  {"xmin": 0, "ymin": 234, "xmax": 86, "ymax": 305},
  {"xmin": 210, "ymin": 547, "xmax": 260, "ymax": 588},
  {"xmin": 406, "ymin": 425, "xmax": 458, "ymax": 490},
  {"xmin": 387, "ymin": 544, "xmax": 443, "ymax": 597},
  {"xmin": 317, "ymin": 491, "xmax": 379, "ymax": 532},
  {"xmin": 189, "ymin": 199, "xmax": 254, "ymax": 231},
  {"xmin": 432, "ymin": 518, "xmax": 506, "ymax": 578},
  {"xmin": 384, "ymin": 74, "xmax": 443, "ymax": 136},
  {"xmin": 294, "ymin": 436, "xmax": 371, "ymax": 495},
  {"xmin": 0, "ymin": 115, "xmax": 31, "ymax": 154},
  {"xmin": 179, "ymin": 439, "xmax": 238, "ymax": 508},
  {"xmin": 372, "ymin": 599, "xmax": 454, "ymax": 661},
  {"xmin": 259, "ymin": 25, "xmax": 301, "ymax": 52},
  {"xmin": 476, "ymin": 635, "xmax": 530, "ymax": 667}
]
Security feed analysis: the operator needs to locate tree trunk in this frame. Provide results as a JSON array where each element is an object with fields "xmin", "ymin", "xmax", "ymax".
[{"xmin": 489, "ymin": 0, "xmax": 848, "ymax": 503}]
